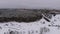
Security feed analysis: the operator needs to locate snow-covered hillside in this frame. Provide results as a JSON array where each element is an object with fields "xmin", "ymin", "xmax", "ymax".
[{"xmin": 0, "ymin": 14, "xmax": 60, "ymax": 34}]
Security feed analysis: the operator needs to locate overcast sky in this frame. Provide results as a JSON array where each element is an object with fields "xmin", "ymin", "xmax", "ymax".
[{"xmin": 0, "ymin": 0, "xmax": 60, "ymax": 9}]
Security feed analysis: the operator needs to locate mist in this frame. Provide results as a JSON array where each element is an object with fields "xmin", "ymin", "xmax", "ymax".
[{"xmin": 0, "ymin": 0, "xmax": 60, "ymax": 9}]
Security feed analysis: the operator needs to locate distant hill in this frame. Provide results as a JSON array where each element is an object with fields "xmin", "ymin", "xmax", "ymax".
[{"xmin": 0, "ymin": 9, "xmax": 59, "ymax": 22}]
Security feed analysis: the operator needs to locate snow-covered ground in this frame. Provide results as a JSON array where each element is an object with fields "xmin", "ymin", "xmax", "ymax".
[{"xmin": 0, "ymin": 14, "xmax": 60, "ymax": 34}]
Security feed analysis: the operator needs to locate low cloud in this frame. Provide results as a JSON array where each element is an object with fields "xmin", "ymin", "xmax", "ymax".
[{"xmin": 0, "ymin": 0, "xmax": 60, "ymax": 9}]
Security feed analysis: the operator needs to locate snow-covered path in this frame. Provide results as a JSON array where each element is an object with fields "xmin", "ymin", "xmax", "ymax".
[{"xmin": 0, "ymin": 15, "xmax": 60, "ymax": 34}]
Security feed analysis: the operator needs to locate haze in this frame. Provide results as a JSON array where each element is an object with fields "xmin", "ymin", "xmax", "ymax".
[{"xmin": 0, "ymin": 0, "xmax": 60, "ymax": 9}]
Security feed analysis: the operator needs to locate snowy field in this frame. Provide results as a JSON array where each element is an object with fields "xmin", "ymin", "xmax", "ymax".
[
  {"xmin": 0, "ymin": 0, "xmax": 60, "ymax": 34},
  {"xmin": 0, "ymin": 14, "xmax": 60, "ymax": 34}
]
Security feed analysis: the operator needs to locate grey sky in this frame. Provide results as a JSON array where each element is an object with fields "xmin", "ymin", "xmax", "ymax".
[{"xmin": 0, "ymin": 0, "xmax": 60, "ymax": 9}]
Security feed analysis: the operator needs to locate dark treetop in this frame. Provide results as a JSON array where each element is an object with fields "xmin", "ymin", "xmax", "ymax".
[{"xmin": 0, "ymin": 9, "xmax": 59, "ymax": 22}]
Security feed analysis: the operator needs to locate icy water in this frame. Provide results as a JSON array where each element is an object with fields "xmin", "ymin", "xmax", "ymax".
[{"xmin": 0, "ymin": 15, "xmax": 60, "ymax": 34}]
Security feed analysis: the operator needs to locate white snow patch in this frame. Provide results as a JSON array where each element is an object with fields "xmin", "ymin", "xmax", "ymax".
[{"xmin": 0, "ymin": 15, "xmax": 60, "ymax": 34}]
